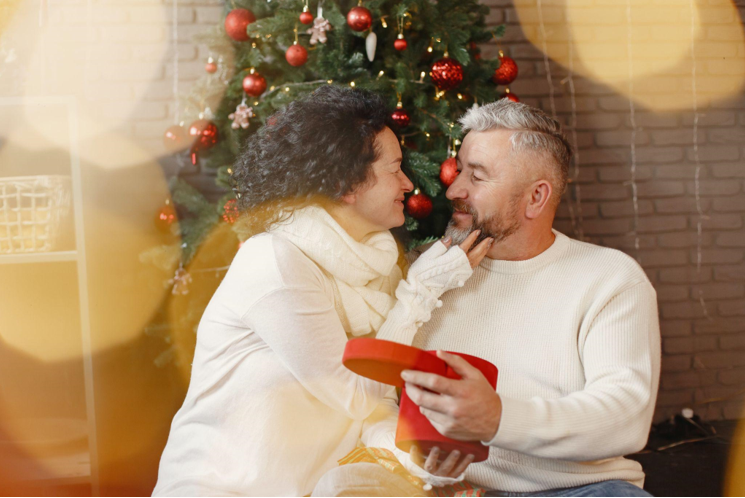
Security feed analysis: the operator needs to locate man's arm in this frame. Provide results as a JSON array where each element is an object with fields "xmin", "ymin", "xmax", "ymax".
[
  {"xmin": 404, "ymin": 281, "xmax": 661, "ymax": 462},
  {"xmin": 487, "ymin": 281, "xmax": 661, "ymax": 461}
]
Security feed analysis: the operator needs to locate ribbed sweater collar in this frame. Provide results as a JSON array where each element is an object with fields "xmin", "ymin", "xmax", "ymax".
[{"xmin": 479, "ymin": 229, "xmax": 570, "ymax": 274}]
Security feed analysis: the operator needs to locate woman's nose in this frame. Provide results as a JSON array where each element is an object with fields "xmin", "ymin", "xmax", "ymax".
[{"xmin": 400, "ymin": 171, "xmax": 414, "ymax": 192}]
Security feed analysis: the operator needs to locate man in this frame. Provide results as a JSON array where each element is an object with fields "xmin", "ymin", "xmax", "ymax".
[{"xmin": 313, "ymin": 100, "xmax": 661, "ymax": 497}]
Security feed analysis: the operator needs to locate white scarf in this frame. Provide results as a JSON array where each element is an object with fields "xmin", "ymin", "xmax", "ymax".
[{"xmin": 271, "ymin": 205, "xmax": 402, "ymax": 337}]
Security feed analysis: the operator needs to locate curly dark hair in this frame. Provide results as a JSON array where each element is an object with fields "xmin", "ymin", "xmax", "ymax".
[{"xmin": 231, "ymin": 85, "xmax": 391, "ymax": 238}]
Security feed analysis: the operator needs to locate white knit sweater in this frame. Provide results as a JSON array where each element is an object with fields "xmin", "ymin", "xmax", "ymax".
[
  {"xmin": 152, "ymin": 212, "xmax": 471, "ymax": 497},
  {"xmin": 363, "ymin": 229, "xmax": 661, "ymax": 492}
]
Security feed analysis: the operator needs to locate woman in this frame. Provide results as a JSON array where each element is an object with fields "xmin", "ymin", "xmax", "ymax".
[{"xmin": 153, "ymin": 86, "xmax": 492, "ymax": 496}]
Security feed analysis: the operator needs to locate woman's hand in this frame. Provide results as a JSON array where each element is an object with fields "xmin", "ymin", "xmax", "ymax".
[
  {"xmin": 404, "ymin": 230, "xmax": 493, "ymax": 299},
  {"xmin": 411, "ymin": 446, "xmax": 474, "ymax": 479},
  {"xmin": 401, "ymin": 446, "xmax": 474, "ymax": 490},
  {"xmin": 441, "ymin": 230, "xmax": 493, "ymax": 269}
]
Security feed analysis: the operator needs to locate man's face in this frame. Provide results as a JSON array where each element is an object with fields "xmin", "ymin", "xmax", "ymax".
[{"xmin": 444, "ymin": 129, "xmax": 524, "ymax": 247}]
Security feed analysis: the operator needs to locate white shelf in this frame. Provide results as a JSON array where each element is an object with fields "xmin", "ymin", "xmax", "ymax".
[{"xmin": 0, "ymin": 250, "xmax": 78, "ymax": 265}]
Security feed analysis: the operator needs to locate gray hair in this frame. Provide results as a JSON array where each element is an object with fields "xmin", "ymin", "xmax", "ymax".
[{"xmin": 459, "ymin": 99, "xmax": 572, "ymax": 206}]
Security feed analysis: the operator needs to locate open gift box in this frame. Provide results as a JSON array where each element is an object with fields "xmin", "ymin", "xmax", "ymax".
[{"xmin": 343, "ymin": 338, "xmax": 498, "ymax": 462}]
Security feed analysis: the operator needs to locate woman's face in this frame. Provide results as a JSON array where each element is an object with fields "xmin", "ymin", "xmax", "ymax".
[{"xmin": 346, "ymin": 127, "xmax": 414, "ymax": 232}]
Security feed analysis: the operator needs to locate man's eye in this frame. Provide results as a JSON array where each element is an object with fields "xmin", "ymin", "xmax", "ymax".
[{"xmin": 471, "ymin": 174, "xmax": 483, "ymax": 182}]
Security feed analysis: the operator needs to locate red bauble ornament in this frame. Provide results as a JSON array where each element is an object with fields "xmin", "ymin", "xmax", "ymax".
[
  {"xmin": 394, "ymin": 36, "xmax": 408, "ymax": 51},
  {"xmin": 430, "ymin": 57, "xmax": 464, "ymax": 91},
  {"xmin": 439, "ymin": 157, "xmax": 459, "ymax": 187},
  {"xmin": 391, "ymin": 108, "xmax": 410, "ymax": 128},
  {"xmin": 346, "ymin": 6, "xmax": 372, "ymax": 32},
  {"xmin": 501, "ymin": 90, "xmax": 520, "ymax": 102},
  {"xmin": 155, "ymin": 202, "xmax": 177, "ymax": 232},
  {"xmin": 205, "ymin": 61, "xmax": 217, "ymax": 74},
  {"xmin": 285, "ymin": 44, "xmax": 308, "ymax": 67},
  {"xmin": 242, "ymin": 72, "xmax": 267, "ymax": 97},
  {"xmin": 492, "ymin": 53, "xmax": 518, "ymax": 85},
  {"xmin": 300, "ymin": 10, "xmax": 314, "ymax": 25},
  {"xmin": 224, "ymin": 8, "xmax": 256, "ymax": 41},
  {"xmin": 406, "ymin": 192, "xmax": 433, "ymax": 219},
  {"xmin": 163, "ymin": 124, "xmax": 188, "ymax": 153},
  {"xmin": 222, "ymin": 199, "xmax": 240, "ymax": 223},
  {"xmin": 188, "ymin": 119, "xmax": 219, "ymax": 164}
]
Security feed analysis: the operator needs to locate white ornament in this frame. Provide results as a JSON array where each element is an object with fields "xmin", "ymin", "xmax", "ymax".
[
  {"xmin": 308, "ymin": 16, "xmax": 332, "ymax": 45},
  {"xmin": 229, "ymin": 102, "xmax": 254, "ymax": 130},
  {"xmin": 365, "ymin": 31, "xmax": 377, "ymax": 62}
]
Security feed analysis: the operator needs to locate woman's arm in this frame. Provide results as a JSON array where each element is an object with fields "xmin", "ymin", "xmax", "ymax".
[{"xmin": 241, "ymin": 282, "xmax": 396, "ymax": 421}]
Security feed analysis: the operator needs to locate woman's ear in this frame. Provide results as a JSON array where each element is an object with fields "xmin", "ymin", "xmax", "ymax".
[{"xmin": 340, "ymin": 192, "xmax": 356, "ymax": 205}]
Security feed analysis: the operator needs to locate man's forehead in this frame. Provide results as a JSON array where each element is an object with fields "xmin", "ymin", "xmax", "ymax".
[{"xmin": 460, "ymin": 129, "xmax": 513, "ymax": 168}]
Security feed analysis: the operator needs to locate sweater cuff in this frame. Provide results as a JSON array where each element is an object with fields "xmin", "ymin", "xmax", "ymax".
[{"xmin": 482, "ymin": 396, "xmax": 535, "ymax": 450}]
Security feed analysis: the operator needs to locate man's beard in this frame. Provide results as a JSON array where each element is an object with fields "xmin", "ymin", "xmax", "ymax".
[{"xmin": 444, "ymin": 197, "xmax": 521, "ymax": 248}]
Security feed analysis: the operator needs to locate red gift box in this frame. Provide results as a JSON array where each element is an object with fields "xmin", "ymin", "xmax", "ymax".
[{"xmin": 343, "ymin": 338, "xmax": 498, "ymax": 462}]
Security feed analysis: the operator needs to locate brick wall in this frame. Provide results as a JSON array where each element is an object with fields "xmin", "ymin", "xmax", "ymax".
[
  {"xmin": 5, "ymin": 0, "xmax": 743, "ymax": 422},
  {"xmin": 482, "ymin": 0, "xmax": 745, "ymax": 422}
]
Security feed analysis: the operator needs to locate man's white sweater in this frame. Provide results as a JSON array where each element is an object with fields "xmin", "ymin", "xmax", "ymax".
[{"xmin": 366, "ymin": 229, "xmax": 661, "ymax": 492}]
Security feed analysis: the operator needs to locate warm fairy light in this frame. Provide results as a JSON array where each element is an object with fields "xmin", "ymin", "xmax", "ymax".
[
  {"xmin": 457, "ymin": 93, "xmax": 463, "ymax": 100},
  {"xmin": 419, "ymin": 71, "xmax": 426, "ymax": 79},
  {"xmin": 350, "ymin": 81, "xmax": 356, "ymax": 87},
  {"xmin": 454, "ymin": 139, "xmax": 461, "ymax": 145},
  {"xmin": 427, "ymin": 46, "xmax": 433, "ymax": 53},
  {"xmin": 270, "ymin": 85, "xmax": 276, "ymax": 91},
  {"xmin": 425, "ymin": 132, "xmax": 430, "ymax": 138},
  {"xmin": 327, "ymin": 79, "xmax": 333, "ymax": 84},
  {"xmin": 378, "ymin": 70, "xmax": 384, "ymax": 77},
  {"xmin": 254, "ymin": 101, "xmax": 259, "ymax": 105},
  {"xmin": 227, "ymin": 168, "xmax": 233, "ymax": 174},
  {"xmin": 381, "ymin": 18, "xmax": 388, "ymax": 28},
  {"xmin": 284, "ymin": 86, "xmax": 290, "ymax": 92},
  {"xmin": 252, "ymin": 42, "xmax": 257, "ymax": 48}
]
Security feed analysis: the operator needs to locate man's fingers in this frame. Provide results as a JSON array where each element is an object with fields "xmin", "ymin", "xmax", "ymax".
[
  {"xmin": 435, "ymin": 449, "xmax": 460, "ymax": 476},
  {"xmin": 441, "ymin": 236, "xmax": 452, "ymax": 249},
  {"xmin": 419, "ymin": 406, "xmax": 451, "ymax": 429},
  {"xmin": 451, "ymin": 453, "xmax": 475, "ymax": 478},
  {"xmin": 401, "ymin": 370, "xmax": 457, "ymax": 396},
  {"xmin": 405, "ymin": 383, "xmax": 451, "ymax": 413},
  {"xmin": 423, "ymin": 446, "xmax": 440, "ymax": 473},
  {"xmin": 435, "ymin": 350, "xmax": 481, "ymax": 380},
  {"xmin": 466, "ymin": 237, "xmax": 493, "ymax": 268},
  {"xmin": 457, "ymin": 229, "xmax": 481, "ymax": 253}
]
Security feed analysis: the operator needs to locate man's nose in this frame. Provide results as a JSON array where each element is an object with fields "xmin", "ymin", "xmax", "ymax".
[{"xmin": 445, "ymin": 173, "xmax": 467, "ymax": 200}]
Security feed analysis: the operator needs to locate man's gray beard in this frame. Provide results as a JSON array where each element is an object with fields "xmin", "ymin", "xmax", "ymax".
[{"xmin": 444, "ymin": 203, "xmax": 521, "ymax": 248}]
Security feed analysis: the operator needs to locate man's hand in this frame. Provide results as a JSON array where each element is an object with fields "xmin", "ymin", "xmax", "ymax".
[
  {"xmin": 401, "ymin": 350, "xmax": 502, "ymax": 442},
  {"xmin": 409, "ymin": 446, "xmax": 474, "ymax": 479}
]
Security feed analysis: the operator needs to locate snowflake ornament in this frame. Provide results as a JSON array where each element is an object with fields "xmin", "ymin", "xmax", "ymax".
[
  {"xmin": 307, "ymin": 16, "xmax": 331, "ymax": 45},
  {"xmin": 229, "ymin": 102, "xmax": 254, "ymax": 130}
]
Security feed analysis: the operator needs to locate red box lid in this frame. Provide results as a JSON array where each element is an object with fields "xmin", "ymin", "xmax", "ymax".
[{"xmin": 342, "ymin": 338, "xmax": 447, "ymax": 388}]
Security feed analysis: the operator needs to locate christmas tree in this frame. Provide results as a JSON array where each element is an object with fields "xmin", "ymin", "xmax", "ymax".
[{"xmin": 151, "ymin": 0, "xmax": 512, "ymax": 378}]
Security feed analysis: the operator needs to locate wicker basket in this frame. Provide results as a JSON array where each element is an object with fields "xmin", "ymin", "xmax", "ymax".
[{"xmin": 0, "ymin": 175, "xmax": 72, "ymax": 254}]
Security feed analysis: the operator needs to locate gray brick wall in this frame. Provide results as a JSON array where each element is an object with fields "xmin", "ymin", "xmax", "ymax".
[
  {"xmin": 17, "ymin": 0, "xmax": 744, "ymax": 422},
  {"xmin": 482, "ymin": 0, "xmax": 745, "ymax": 422}
]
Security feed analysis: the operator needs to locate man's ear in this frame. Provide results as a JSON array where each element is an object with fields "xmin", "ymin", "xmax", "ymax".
[
  {"xmin": 340, "ymin": 192, "xmax": 356, "ymax": 205},
  {"xmin": 525, "ymin": 180, "xmax": 552, "ymax": 220}
]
